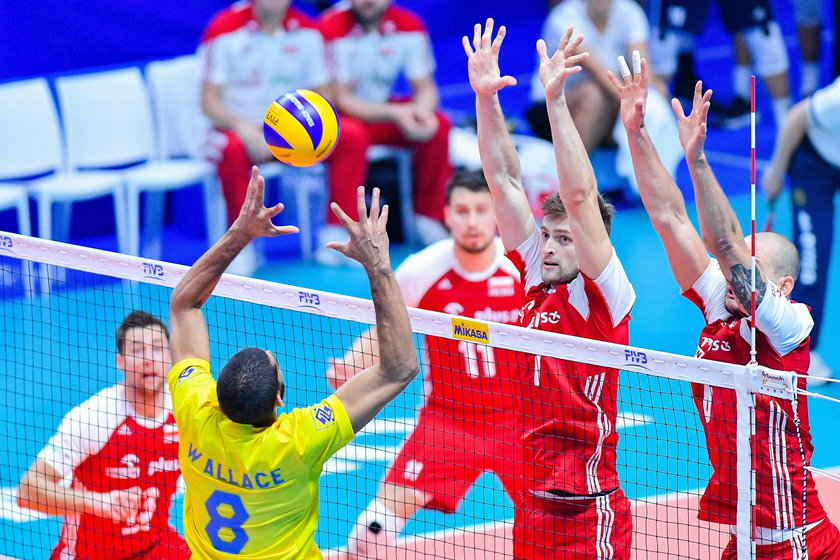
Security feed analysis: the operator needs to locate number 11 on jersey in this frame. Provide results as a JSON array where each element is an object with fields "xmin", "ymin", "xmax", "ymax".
[{"xmin": 457, "ymin": 341, "xmax": 496, "ymax": 378}]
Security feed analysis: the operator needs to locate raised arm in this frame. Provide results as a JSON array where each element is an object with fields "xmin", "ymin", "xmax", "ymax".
[
  {"xmin": 538, "ymin": 29, "xmax": 613, "ymax": 279},
  {"xmin": 325, "ymin": 327, "xmax": 379, "ymax": 389},
  {"xmin": 608, "ymin": 53, "xmax": 709, "ymax": 291},
  {"xmin": 331, "ymin": 188, "xmax": 420, "ymax": 433},
  {"xmin": 676, "ymin": 85, "xmax": 766, "ymax": 308},
  {"xmin": 465, "ymin": 19, "xmax": 535, "ymax": 252},
  {"xmin": 169, "ymin": 167, "xmax": 299, "ymax": 364}
]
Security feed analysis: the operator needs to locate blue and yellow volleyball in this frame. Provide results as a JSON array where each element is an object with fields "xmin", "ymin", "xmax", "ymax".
[{"xmin": 263, "ymin": 90, "xmax": 340, "ymax": 167}]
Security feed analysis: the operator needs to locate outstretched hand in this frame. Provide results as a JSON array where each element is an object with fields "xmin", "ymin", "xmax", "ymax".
[
  {"xmin": 607, "ymin": 50, "xmax": 648, "ymax": 133},
  {"xmin": 232, "ymin": 166, "xmax": 300, "ymax": 239},
  {"xmin": 536, "ymin": 27, "xmax": 588, "ymax": 102},
  {"xmin": 327, "ymin": 186, "xmax": 391, "ymax": 271},
  {"xmin": 463, "ymin": 18, "xmax": 517, "ymax": 96},
  {"xmin": 671, "ymin": 81, "xmax": 713, "ymax": 163}
]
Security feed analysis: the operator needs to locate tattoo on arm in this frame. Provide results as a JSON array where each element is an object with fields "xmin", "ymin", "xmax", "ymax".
[{"xmin": 729, "ymin": 264, "xmax": 767, "ymax": 311}]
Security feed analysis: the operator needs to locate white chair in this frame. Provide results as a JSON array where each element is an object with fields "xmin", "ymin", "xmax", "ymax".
[
  {"xmin": 145, "ymin": 56, "xmax": 225, "ymax": 253},
  {"xmin": 0, "ymin": 78, "xmax": 127, "ymax": 292},
  {"xmin": 0, "ymin": 185, "xmax": 35, "ymax": 297},
  {"xmin": 55, "ymin": 67, "xmax": 217, "ymax": 259}
]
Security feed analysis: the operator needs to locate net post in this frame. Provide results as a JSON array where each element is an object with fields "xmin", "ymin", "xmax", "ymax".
[{"xmin": 736, "ymin": 363, "xmax": 756, "ymax": 560}]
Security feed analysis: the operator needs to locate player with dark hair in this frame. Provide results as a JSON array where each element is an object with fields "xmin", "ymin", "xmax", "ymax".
[
  {"xmin": 18, "ymin": 311, "xmax": 190, "ymax": 560},
  {"xmin": 467, "ymin": 20, "xmax": 636, "ymax": 559},
  {"xmin": 610, "ymin": 51, "xmax": 840, "ymax": 559},
  {"xmin": 168, "ymin": 166, "xmax": 419, "ymax": 558},
  {"xmin": 327, "ymin": 169, "xmax": 524, "ymax": 558}
]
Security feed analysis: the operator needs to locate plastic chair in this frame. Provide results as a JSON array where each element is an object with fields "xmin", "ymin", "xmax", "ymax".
[
  {"xmin": 0, "ymin": 184, "xmax": 35, "ymax": 296},
  {"xmin": 260, "ymin": 162, "xmax": 325, "ymax": 259},
  {"xmin": 55, "ymin": 67, "xmax": 217, "ymax": 259},
  {"xmin": 144, "ymin": 56, "xmax": 225, "ymax": 253},
  {"xmin": 0, "ymin": 77, "xmax": 127, "ymax": 292}
]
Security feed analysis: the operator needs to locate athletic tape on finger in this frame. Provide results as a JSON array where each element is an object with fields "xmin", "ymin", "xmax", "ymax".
[
  {"xmin": 618, "ymin": 56, "xmax": 631, "ymax": 79},
  {"xmin": 632, "ymin": 50, "xmax": 641, "ymax": 76}
]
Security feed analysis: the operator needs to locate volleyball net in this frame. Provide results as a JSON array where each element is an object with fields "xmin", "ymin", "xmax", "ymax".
[{"xmin": 0, "ymin": 232, "xmax": 815, "ymax": 559}]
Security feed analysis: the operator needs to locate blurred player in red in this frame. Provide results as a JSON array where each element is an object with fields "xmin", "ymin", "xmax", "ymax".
[
  {"xmin": 611, "ymin": 51, "xmax": 840, "ymax": 559},
  {"xmin": 327, "ymin": 170, "xmax": 524, "ymax": 558},
  {"xmin": 467, "ymin": 20, "xmax": 636, "ymax": 559},
  {"xmin": 317, "ymin": 0, "xmax": 452, "ymax": 259},
  {"xmin": 18, "ymin": 311, "xmax": 190, "ymax": 560}
]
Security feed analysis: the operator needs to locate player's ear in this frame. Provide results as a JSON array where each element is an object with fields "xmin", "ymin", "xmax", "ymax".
[
  {"xmin": 116, "ymin": 352, "xmax": 126, "ymax": 372},
  {"xmin": 778, "ymin": 274, "xmax": 795, "ymax": 298}
]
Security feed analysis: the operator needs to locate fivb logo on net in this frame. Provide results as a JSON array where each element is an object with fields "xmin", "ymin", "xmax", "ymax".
[
  {"xmin": 0, "ymin": 235, "xmax": 13, "ymax": 252},
  {"xmin": 142, "ymin": 262, "xmax": 164, "ymax": 280}
]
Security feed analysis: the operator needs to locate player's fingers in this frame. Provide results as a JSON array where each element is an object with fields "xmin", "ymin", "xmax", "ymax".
[
  {"xmin": 617, "ymin": 55, "xmax": 631, "ymax": 84},
  {"xmin": 565, "ymin": 52, "xmax": 588, "ymax": 67},
  {"xmin": 639, "ymin": 57, "xmax": 649, "ymax": 89},
  {"xmin": 378, "ymin": 203, "xmax": 390, "ymax": 230},
  {"xmin": 557, "ymin": 27, "xmax": 573, "ymax": 54},
  {"xmin": 699, "ymin": 100, "xmax": 711, "ymax": 124},
  {"xmin": 354, "ymin": 186, "xmax": 368, "ymax": 223},
  {"xmin": 462, "ymin": 35, "xmax": 473, "ymax": 57},
  {"xmin": 491, "ymin": 24, "xmax": 507, "ymax": 52},
  {"xmin": 693, "ymin": 80, "xmax": 704, "ymax": 113},
  {"xmin": 671, "ymin": 97, "xmax": 687, "ymax": 120},
  {"xmin": 536, "ymin": 39, "xmax": 549, "ymax": 63},
  {"xmin": 369, "ymin": 187, "xmax": 381, "ymax": 221},
  {"xmin": 329, "ymin": 201, "xmax": 353, "ymax": 229},
  {"xmin": 499, "ymin": 75, "xmax": 518, "ymax": 88},
  {"xmin": 273, "ymin": 225, "xmax": 300, "ymax": 236},
  {"xmin": 631, "ymin": 50, "xmax": 641, "ymax": 80},
  {"xmin": 482, "ymin": 18, "xmax": 493, "ymax": 48},
  {"xmin": 703, "ymin": 88, "xmax": 713, "ymax": 105},
  {"xmin": 606, "ymin": 70, "xmax": 622, "ymax": 92},
  {"xmin": 472, "ymin": 23, "xmax": 481, "ymax": 51},
  {"xmin": 567, "ymin": 32, "xmax": 585, "ymax": 55}
]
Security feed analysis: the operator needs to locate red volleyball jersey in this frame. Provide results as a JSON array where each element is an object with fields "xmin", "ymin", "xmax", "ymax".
[
  {"xmin": 506, "ymin": 230, "xmax": 635, "ymax": 495},
  {"xmin": 38, "ymin": 385, "xmax": 182, "ymax": 559},
  {"xmin": 396, "ymin": 239, "xmax": 523, "ymax": 419},
  {"xmin": 684, "ymin": 259, "xmax": 827, "ymax": 528}
]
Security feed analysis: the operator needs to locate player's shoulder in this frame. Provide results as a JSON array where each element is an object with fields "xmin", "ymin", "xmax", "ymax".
[
  {"xmin": 397, "ymin": 239, "xmax": 456, "ymax": 278},
  {"xmin": 318, "ymin": 4, "xmax": 358, "ymax": 41},
  {"xmin": 201, "ymin": 0, "xmax": 255, "ymax": 43},
  {"xmin": 380, "ymin": 4, "xmax": 427, "ymax": 33},
  {"xmin": 61, "ymin": 385, "xmax": 126, "ymax": 427}
]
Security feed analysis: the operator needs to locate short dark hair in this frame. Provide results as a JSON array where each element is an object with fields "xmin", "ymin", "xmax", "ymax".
[
  {"xmin": 541, "ymin": 192, "xmax": 615, "ymax": 235},
  {"xmin": 116, "ymin": 311, "xmax": 169, "ymax": 354},
  {"xmin": 217, "ymin": 348, "xmax": 279, "ymax": 426},
  {"xmin": 446, "ymin": 169, "xmax": 490, "ymax": 204}
]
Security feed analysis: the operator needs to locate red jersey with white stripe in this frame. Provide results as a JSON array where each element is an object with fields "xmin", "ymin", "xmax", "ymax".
[
  {"xmin": 684, "ymin": 259, "xmax": 827, "ymax": 528},
  {"xmin": 38, "ymin": 385, "xmax": 182, "ymax": 559},
  {"xmin": 395, "ymin": 238, "xmax": 523, "ymax": 419},
  {"xmin": 198, "ymin": 2, "xmax": 328, "ymax": 124},
  {"xmin": 506, "ymin": 230, "xmax": 635, "ymax": 495},
  {"xmin": 319, "ymin": 4, "xmax": 435, "ymax": 104}
]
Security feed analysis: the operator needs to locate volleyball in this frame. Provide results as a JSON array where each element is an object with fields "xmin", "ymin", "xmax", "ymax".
[{"xmin": 262, "ymin": 90, "xmax": 340, "ymax": 167}]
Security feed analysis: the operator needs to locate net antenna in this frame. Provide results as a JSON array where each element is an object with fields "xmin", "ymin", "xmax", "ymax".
[{"xmin": 749, "ymin": 75, "xmax": 758, "ymax": 366}]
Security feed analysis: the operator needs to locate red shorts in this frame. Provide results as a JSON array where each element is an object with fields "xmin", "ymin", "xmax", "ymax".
[
  {"xmin": 513, "ymin": 487, "xmax": 633, "ymax": 560},
  {"xmin": 50, "ymin": 527, "xmax": 190, "ymax": 560},
  {"xmin": 722, "ymin": 519, "xmax": 840, "ymax": 560},
  {"xmin": 383, "ymin": 408, "xmax": 522, "ymax": 513}
]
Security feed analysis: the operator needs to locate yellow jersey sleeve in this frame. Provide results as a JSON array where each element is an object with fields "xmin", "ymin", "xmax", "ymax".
[
  {"xmin": 285, "ymin": 395, "xmax": 354, "ymax": 471},
  {"xmin": 168, "ymin": 358, "xmax": 218, "ymax": 428}
]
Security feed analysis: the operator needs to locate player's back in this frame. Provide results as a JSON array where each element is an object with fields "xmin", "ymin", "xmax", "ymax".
[{"xmin": 169, "ymin": 359, "xmax": 354, "ymax": 559}]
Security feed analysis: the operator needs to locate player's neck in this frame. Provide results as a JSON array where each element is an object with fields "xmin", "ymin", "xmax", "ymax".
[
  {"xmin": 454, "ymin": 244, "xmax": 496, "ymax": 273},
  {"xmin": 125, "ymin": 385, "xmax": 165, "ymax": 420},
  {"xmin": 256, "ymin": 9, "xmax": 286, "ymax": 34}
]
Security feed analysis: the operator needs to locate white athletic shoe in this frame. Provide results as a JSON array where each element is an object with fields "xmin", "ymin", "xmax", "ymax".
[{"xmin": 807, "ymin": 351, "xmax": 834, "ymax": 386}]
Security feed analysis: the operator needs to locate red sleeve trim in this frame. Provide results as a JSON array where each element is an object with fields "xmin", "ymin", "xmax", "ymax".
[
  {"xmin": 200, "ymin": 2, "xmax": 254, "ymax": 43},
  {"xmin": 381, "ymin": 5, "xmax": 427, "ymax": 33},
  {"xmin": 318, "ymin": 6, "xmax": 358, "ymax": 42}
]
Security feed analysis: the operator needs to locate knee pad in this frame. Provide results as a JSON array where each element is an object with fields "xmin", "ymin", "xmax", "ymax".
[
  {"xmin": 742, "ymin": 22, "xmax": 790, "ymax": 77},
  {"xmin": 346, "ymin": 500, "xmax": 406, "ymax": 559}
]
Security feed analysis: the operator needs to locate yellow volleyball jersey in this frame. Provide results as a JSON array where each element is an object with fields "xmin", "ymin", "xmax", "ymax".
[{"xmin": 168, "ymin": 358, "xmax": 354, "ymax": 559}]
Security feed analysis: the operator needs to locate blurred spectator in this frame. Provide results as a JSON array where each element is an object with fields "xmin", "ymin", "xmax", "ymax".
[
  {"xmin": 198, "ymin": 0, "xmax": 329, "ymax": 273},
  {"xmin": 762, "ymin": 75, "xmax": 840, "ymax": 384},
  {"xmin": 650, "ymin": 0, "xmax": 792, "ymax": 131},
  {"xmin": 795, "ymin": 0, "xmax": 823, "ymax": 97},
  {"xmin": 526, "ymin": 0, "xmax": 667, "ymax": 153},
  {"xmin": 318, "ymin": 0, "xmax": 452, "ymax": 265}
]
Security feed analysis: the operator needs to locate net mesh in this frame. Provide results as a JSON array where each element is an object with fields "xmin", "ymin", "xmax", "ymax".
[{"xmin": 0, "ymin": 234, "xmax": 802, "ymax": 559}]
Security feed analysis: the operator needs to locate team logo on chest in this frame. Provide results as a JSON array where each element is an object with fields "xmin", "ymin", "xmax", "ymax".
[
  {"xmin": 488, "ymin": 276, "xmax": 515, "ymax": 297},
  {"xmin": 106, "ymin": 454, "xmax": 141, "ymax": 479},
  {"xmin": 437, "ymin": 278, "xmax": 453, "ymax": 290}
]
